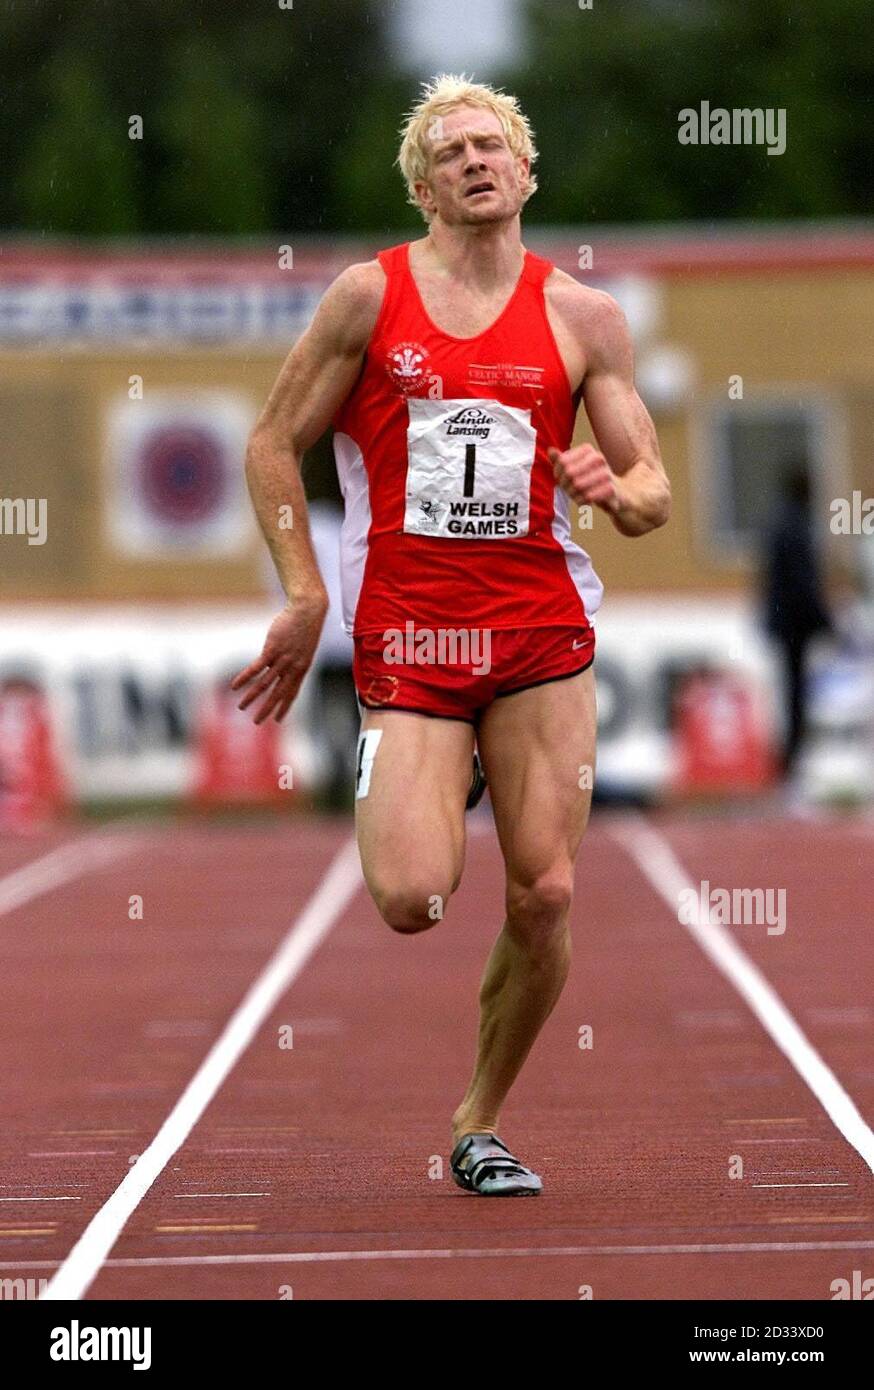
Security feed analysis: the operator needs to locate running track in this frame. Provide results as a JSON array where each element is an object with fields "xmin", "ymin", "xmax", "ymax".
[{"xmin": 0, "ymin": 810, "xmax": 872, "ymax": 1301}]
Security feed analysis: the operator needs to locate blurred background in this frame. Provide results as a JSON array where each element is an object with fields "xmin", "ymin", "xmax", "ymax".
[{"xmin": 1, "ymin": 0, "xmax": 873, "ymax": 825}]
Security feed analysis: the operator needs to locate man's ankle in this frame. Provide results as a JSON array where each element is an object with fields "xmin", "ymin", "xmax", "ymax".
[{"xmin": 451, "ymin": 1110, "xmax": 498, "ymax": 1144}]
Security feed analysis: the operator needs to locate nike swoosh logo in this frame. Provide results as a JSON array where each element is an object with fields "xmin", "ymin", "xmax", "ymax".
[{"xmin": 572, "ymin": 638, "xmax": 587, "ymax": 650}]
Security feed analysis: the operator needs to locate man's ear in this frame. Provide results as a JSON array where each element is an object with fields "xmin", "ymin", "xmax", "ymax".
[{"xmin": 413, "ymin": 178, "xmax": 436, "ymax": 217}]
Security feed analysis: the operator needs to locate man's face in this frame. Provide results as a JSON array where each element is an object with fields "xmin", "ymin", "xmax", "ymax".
[{"xmin": 416, "ymin": 104, "xmax": 529, "ymax": 228}]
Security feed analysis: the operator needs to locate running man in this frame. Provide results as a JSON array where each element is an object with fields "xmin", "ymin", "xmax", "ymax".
[{"xmin": 233, "ymin": 76, "xmax": 670, "ymax": 1195}]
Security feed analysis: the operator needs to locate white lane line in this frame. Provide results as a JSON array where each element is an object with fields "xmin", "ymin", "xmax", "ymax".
[
  {"xmin": 729, "ymin": 1139, "xmax": 812, "ymax": 1145},
  {"xmin": 204, "ymin": 1148, "xmax": 291, "ymax": 1156},
  {"xmin": 29, "ymin": 1151, "xmax": 116, "ymax": 1158},
  {"xmin": 609, "ymin": 816, "xmax": 874, "ymax": 1177},
  {"xmin": 752, "ymin": 1182, "xmax": 849, "ymax": 1189},
  {"xmin": 0, "ymin": 1197, "xmax": 81, "ymax": 1203},
  {"xmin": 41, "ymin": 836, "xmax": 363, "ymax": 1302},
  {"xmin": 0, "ymin": 829, "xmax": 144, "ymax": 920},
  {"xmin": 171, "ymin": 1193, "xmax": 269, "ymax": 1199},
  {"xmin": 8, "ymin": 1238, "xmax": 874, "ymax": 1272}
]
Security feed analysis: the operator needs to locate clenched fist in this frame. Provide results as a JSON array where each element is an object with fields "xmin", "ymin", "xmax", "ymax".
[{"xmin": 549, "ymin": 444, "xmax": 620, "ymax": 515}]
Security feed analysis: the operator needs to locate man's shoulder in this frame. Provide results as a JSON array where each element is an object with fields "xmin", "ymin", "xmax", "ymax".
[
  {"xmin": 543, "ymin": 267, "xmax": 633, "ymax": 371},
  {"xmin": 544, "ymin": 267, "xmax": 626, "ymax": 333},
  {"xmin": 326, "ymin": 258, "xmax": 387, "ymax": 316},
  {"xmin": 316, "ymin": 259, "xmax": 387, "ymax": 350}
]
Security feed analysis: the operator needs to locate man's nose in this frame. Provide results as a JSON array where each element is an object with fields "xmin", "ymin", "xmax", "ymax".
[{"xmin": 462, "ymin": 142, "xmax": 487, "ymax": 170}]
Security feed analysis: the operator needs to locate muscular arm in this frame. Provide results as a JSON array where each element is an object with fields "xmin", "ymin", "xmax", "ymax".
[
  {"xmin": 232, "ymin": 260, "xmax": 384, "ymax": 722},
  {"xmin": 549, "ymin": 283, "xmax": 671, "ymax": 538},
  {"xmin": 245, "ymin": 260, "xmax": 384, "ymax": 598}
]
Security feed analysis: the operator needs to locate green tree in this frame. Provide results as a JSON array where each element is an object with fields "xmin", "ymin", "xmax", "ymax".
[
  {"xmin": 18, "ymin": 49, "xmax": 138, "ymax": 234},
  {"xmin": 2, "ymin": 0, "xmax": 872, "ymax": 235},
  {"xmin": 329, "ymin": 79, "xmax": 423, "ymax": 233},
  {"xmin": 1, "ymin": 0, "xmax": 390, "ymax": 235},
  {"xmin": 510, "ymin": 0, "xmax": 874, "ymax": 223},
  {"xmin": 154, "ymin": 38, "xmax": 269, "ymax": 234}
]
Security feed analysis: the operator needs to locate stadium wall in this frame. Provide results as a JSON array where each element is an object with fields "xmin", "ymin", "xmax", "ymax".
[{"xmin": 2, "ymin": 226, "xmax": 873, "ymax": 603}]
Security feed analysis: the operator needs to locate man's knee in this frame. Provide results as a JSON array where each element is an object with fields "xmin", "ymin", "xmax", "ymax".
[
  {"xmin": 374, "ymin": 881, "xmax": 452, "ymax": 934},
  {"xmin": 505, "ymin": 868, "xmax": 573, "ymax": 943}
]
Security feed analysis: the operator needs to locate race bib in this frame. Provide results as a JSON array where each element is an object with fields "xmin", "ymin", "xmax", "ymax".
[{"xmin": 404, "ymin": 398, "xmax": 536, "ymax": 539}]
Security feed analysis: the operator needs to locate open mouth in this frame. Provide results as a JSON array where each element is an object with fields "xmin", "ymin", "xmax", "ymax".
[{"xmin": 465, "ymin": 182, "xmax": 495, "ymax": 198}]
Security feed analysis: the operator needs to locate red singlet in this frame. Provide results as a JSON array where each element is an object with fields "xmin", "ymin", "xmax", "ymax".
[{"xmin": 332, "ymin": 242, "xmax": 603, "ymax": 719}]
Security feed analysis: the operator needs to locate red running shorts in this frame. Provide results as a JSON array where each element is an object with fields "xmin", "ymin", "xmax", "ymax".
[{"xmin": 353, "ymin": 623, "xmax": 595, "ymax": 724}]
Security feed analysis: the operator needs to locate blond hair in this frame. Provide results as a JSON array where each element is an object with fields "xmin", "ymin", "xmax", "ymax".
[{"xmin": 397, "ymin": 74, "xmax": 539, "ymax": 221}]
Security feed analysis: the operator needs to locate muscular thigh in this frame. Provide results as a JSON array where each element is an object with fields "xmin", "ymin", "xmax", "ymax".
[
  {"xmin": 355, "ymin": 709, "xmax": 474, "ymax": 902},
  {"xmin": 477, "ymin": 667, "xmax": 597, "ymax": 883}
]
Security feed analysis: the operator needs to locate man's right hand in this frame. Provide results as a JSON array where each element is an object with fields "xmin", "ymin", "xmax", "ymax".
[{"xmin": 231, "ymin": 593, "xmax": 328, "ymax": 724}]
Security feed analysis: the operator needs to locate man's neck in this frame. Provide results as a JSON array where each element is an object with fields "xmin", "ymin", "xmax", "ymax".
[{"xmin": 419, "ymin": 216, "xmax": 525, "ymax": 288}]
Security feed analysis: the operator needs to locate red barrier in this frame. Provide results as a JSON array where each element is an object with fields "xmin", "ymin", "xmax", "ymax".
[
  {"xmin": 191, "ymin": 685, "xmax": 293, "ymax": 807},
  {"xmin": 672, "ymin": 669, "xmax": 776, "ymax": 795},
  {"xmin": 0, "ymin": 682, "xmax": 68, "ymax": 831}
]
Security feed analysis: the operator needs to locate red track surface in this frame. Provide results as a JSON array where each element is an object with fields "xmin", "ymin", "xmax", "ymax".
[{"xmin": 0, "ymin": 810, "xmax": 872, "ymax": 1300}]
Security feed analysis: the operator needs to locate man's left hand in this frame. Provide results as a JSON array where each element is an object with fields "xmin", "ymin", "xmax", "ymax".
[{"xmin": 549, "ymin": 443, "xmax": 620, "ymax": 515}]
